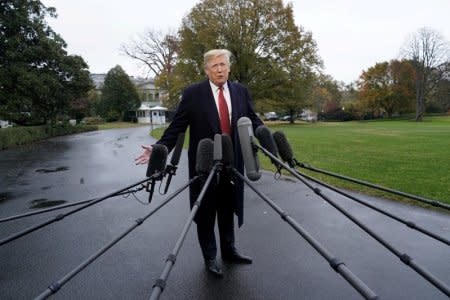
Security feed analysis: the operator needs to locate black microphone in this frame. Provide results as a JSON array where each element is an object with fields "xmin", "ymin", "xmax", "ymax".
[
  {"xmin": 163, "ymin": 133, "xmax": 185, "ymax": 194},
  {"xmin": 237, "ymin": 117, "xmax": 261, "ymax": 181},
  {"xmin": 213, "ymin": 134, "xmax": 223, "ymax": 184},
  {"xmin": 170, "ymin": 133, "xmax": 185, "ymax": 166},
  {"xmin": 221, "ymin": 133, "xmax": 234, "ymax": 169},
  {"xmin": 146, "ymin": 144, "xmax": 168, "ymax": 203},
  {"xmin": 255, "ymin": 125, "xmax": 281, "ymax": 169},
  {"xmin": 213, "ymin": 133, "xmax": 223, "ymax": 162},
  {"xmin": 273, "ymin": 131, "xmax": 297, "ymax": 167},
  {"xmin": 195, "ymin": 138, "xmax": 214, "ymax": 175}
]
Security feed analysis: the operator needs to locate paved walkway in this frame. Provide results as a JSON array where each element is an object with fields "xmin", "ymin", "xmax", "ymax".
[{"xmin": 0, "ymin": 126, "xmax": 449, "ymax": 299}]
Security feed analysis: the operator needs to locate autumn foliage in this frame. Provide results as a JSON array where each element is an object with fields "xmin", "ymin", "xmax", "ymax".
[{"xmin": 357, "ymin": 60, "xmax": 416, "ymax": 118}]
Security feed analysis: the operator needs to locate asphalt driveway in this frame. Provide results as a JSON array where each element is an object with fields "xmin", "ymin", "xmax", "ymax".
[{"xmin": 0, "ymin": 126, "xmax": 449, "ymax": 299}]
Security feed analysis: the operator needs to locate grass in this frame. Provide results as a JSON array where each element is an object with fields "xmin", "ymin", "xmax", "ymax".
[
  {"xmin": 97, "ymin": 122, "xmax": 150, "ymax": 130},
  {"xmin": 151, "ymin": 116, "xmax": 450, "ymax": 207},
  {"xmin": 0, "ymin": 121, "xmax": 146, "ymax": 150},
  {"xmin": 0, "ymin": 124, "xmax": 97, "ymax": 150}
]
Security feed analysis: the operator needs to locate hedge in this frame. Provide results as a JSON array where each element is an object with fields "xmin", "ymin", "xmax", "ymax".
[{"xmin": 0, "ymin": 124, "xmax": 98, "ymax": 150}]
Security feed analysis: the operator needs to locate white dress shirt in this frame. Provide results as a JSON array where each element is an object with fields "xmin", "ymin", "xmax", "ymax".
[{"xmin": 209, "ymin": 81, "xmax": 232, "ymax": 122}]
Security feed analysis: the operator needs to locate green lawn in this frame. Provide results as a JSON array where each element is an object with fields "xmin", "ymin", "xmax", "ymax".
[
  {"xmin": 152, "ymin": 116, "xmax": 450, "ymax": 206},
  {"xmin": 97, "ymin": 122, "xmax": 149, "ymax": 130}
]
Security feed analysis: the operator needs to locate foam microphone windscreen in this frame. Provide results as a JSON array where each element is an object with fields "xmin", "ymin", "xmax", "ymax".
[
  {"xmin": 195, "ymin": 138, "xmax": 214, "ymax": 174},
  {"xmin": 170, "ymin": 133, "xmax": 185, "ymax": 166},
  {"xmin": 237, "ymin": 117, "xmax": 261, "ymax": 181},
  {"xmin": 146, "ymin": 144, "xmax": 168, "ymax": 177},
  {"xmin": 213, "ymin": 134, "xmax": 222, "ymax": 162},
  {"xmin": 273, "ymin": 131, "xmax": 294, "ymax": 164},
  {"xmin": 255, "ymin": 125, "xmax": 279, "ymax": 158},
  {"xmin": 221, "ymin": 134, "xmax": 234, "ymax": 167}
]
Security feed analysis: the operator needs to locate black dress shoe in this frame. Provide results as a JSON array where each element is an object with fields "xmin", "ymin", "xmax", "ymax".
[
  {"xmin": 222, "ymin": 249, "xmax": 253, "ymax": 264},
  {"xmin": 205, "ymin": 259, "xmax": 223, "ymax": 277}
]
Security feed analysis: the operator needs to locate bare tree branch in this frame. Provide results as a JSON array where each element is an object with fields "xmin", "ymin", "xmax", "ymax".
[
  {"xmin": 120, "ymin": 28, "xmax": 179, "ymax": 79},
  {"xmin": 401, "ymin": 27, "xmax": 450, "ymax": 121}
]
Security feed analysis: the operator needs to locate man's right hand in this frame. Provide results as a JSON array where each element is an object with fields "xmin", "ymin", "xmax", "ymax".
[{"xmin": 135, "ymin": 145, "xmax": 153, "ymax": 165}]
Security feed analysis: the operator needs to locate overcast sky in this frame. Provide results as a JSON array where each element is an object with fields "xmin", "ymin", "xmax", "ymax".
[{"xmin": 41, "ymin": 0, "xmax": 450, "ymax": 84}]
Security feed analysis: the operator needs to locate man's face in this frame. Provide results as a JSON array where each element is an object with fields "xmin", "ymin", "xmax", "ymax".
[{"xmin": 204, "ymin": 55, "xmax": 230, "ymax": 86}]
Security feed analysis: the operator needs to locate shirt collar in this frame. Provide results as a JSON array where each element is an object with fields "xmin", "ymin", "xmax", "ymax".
[{"xmin": 209, "ymin": 80, "xmax": 228, "ymax": 92}]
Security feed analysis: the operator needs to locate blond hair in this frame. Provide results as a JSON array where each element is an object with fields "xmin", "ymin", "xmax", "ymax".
[{"xmin": 204, "ymin": 49, "xmax": 232, "ymax": 68}]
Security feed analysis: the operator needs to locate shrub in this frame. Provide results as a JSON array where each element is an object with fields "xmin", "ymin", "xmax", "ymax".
[
  {"xmin": 82, "ymin": 116, "xmax": 104, "ymax": 125},
  {"xmin": 104, "ymin": 111, "xmax": 121, "ymax": 122},
  {"xmin": 0, "ymin": 125, "xmax": 97, "ymax": 150}
]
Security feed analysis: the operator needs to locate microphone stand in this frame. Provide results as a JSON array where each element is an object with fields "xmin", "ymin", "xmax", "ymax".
[
  {"xmin": 163, "ymin": 164, "xmax": 177, "ymax": 194},
  {"xmin": 297, "ymin": 162, "xmax": 450, "ymax": 211},
  {"xmin": 294, "ymin": 169, "xmax": 450, "ymax": 246},
  {"xmin": 256, "ymin": 144, "xmax": 450, "ymax": 298},
  {"xmin": 231, "ymin": 168, "xmax": 378, "ymax": 300},
  {"xmin": 147, "ymin": 171, "xmax": 164, "ymax": 203},
  {"xmin": 149, "ymin": 163, "xmax": 220, "ymax": 300},
  {"xmin": 163, "ymin": 132, "xmax": 186, "ymax": 195},
  {"xmin": 0, "ymin": 174, "xmax": 161, "ymax": 247},
  {"xmin": 0, "ymin": 186, "xmax": 147, "ymax": 223},
  {"xmin": 33, "ymin": 177, "xmax": 199, "ymax": 300}
]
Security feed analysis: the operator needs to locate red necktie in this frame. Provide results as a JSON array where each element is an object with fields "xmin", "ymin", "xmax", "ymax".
[{"xmin": 218, "ymin": 86, "xmax": 231, "ymax": 135}]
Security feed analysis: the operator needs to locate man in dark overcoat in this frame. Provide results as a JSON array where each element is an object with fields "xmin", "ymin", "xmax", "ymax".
[{"xmin": 136, "ymin": 49, "xmax": 263, "ymax": 276}]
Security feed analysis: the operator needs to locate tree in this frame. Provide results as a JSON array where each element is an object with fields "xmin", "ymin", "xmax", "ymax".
[
  {"xmin": 311, "ymin": 74, "xmax": 343, "ymax": 113},
  {"xmin": 176, "ymin": 0, "xmax": 322, "ymax": 116},
  {"xmin": 99, "ymin": 66, "xmax": 140, "ymax": 121},
  {"xmin": 0, "ymin": 0, "xmax": 92, "ymax": 125},
  {"xmin": 121, "ymin": 29, "xmax": 179, "ymax": 109},
  {"xmin": 427, "ymin": 61, "xmax": 450, "ymax": 113},
  {"xmin": 357, "ymin": 60, "xmax": 415, "ymax": 118},
  {"xmin": 401, "ymin": 27, "xmax": 450, "ymax": 121}
]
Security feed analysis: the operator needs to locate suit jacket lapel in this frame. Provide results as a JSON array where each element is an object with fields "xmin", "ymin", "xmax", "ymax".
[
  {"xmin": 201, "ymin": 80, "xmax": 221, "ymax": 134},
  {"xmin": 228, "ymin": 81, "xmax": 239, "ymax": 128}
]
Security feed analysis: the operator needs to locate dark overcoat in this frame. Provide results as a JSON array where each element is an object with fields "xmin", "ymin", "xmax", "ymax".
[{"xmin": 157, "ymin": 79, "xmax": 263, "ymax": 226}]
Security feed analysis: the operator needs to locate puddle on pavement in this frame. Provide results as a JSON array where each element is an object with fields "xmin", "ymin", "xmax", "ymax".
[
  {"xmin": 29, "ymin": 198, "xmax": 67, "ymax": 209},
  {"xmin": 35, "ymin": 166, "xmax": 69, "ymax": 173},
  {"xmin": 0, "ymin": 192, "xmax": 10, "ymax": 203},
  {"xmin": 83, "ymin": 132, "xmax": 99, "ymax": 136},
  {"xmin": 278, "ymin": 176, "xmax": 296, "ymax": 183}
]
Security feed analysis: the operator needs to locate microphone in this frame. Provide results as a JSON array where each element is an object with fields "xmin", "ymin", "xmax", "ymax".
[
  {"xmin": 195, "ymin": 138, "xmax": 214, "ymax": 175},
  {"xmin": 170, "ymin": 133, "xmax": 185, "ymax": 166},
  {"xmin": 213, "ymin": 134, "xmax": 223, "ymax": 162},
  {"xmin": 146, "ymin": 144, "xmax": 168, "ymax": 203},
  {"xmin": 237, "ymin": 117, "xmax": 261, "ymax": 181},
  {"xmin": 163, "ymin": 133, "xmax": 185, "ymax": 194},
  {"xmin": 213, "ymin": 134, "xmax": 223, "ymax": 183},
  {"xmin": 221, "ymin": 134, "xmax": 234, "ymax": 169},
  {"xmin": 255, "ymin": 125, "xmax": 281, "ymax": 169},
  {"xmin": 273, "ymin": 131, "xmax": 297, "ymax": 167}
]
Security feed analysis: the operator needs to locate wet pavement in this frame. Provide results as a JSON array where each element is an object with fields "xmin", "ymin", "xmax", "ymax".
[{"xmin": 0, "ymin": 126, "xmax": 449, "ymax": 299}]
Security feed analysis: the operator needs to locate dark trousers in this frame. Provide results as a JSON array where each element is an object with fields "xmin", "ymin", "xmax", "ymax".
[{"xmin": 196, "ymin": 176, "xmax": 235, "ymax": 260}]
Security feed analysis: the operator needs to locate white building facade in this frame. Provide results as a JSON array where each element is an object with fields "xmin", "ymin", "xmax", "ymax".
[{"xmin": 90, "ymin": 74, "xmax": 168, "ymax": 125}]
